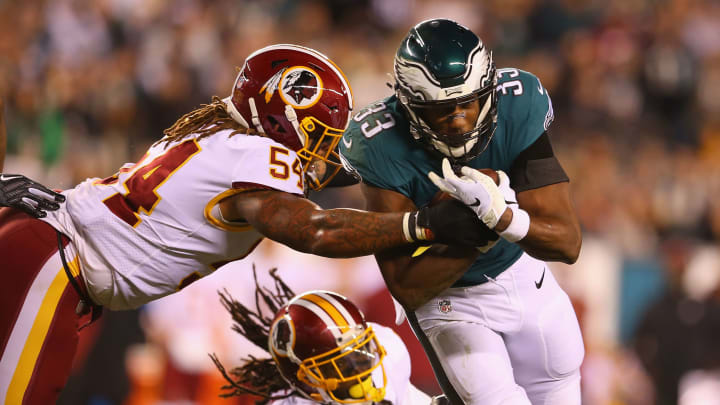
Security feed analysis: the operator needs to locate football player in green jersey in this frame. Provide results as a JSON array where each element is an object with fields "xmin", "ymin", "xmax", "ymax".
[{"xmin": 339, "ymin": 19, "xmax": 584, "ymax": 405}]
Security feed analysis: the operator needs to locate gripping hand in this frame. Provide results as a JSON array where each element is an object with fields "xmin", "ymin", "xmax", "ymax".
[
  {"xmin": 404, "ymin": 199, "xmax": 499, "ymax": 247},
  {"xmin": 0, "ymin": 174, "xmax": 65, "ymax": 218},
  {"xmin": 428, "ymin": 158, "xmax": 507, "ymax": 229}
]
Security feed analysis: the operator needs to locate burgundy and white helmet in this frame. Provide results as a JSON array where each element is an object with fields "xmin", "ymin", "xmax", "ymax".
[
  {"xmin": 223, "ymin": 44, "xmax": 353, "ymax": 190},
  {"xmin": 268, "ymin": 291, "xmax": 387, "ymax": 404}
]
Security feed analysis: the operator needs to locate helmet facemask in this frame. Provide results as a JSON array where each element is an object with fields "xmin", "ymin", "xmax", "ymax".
[
  {"xmin": 397, "ymin": 71, "xmax": 497, "ymax": 162},
  {"xmin": 297, "ymin": 325, "xmax": 387, "ymax": 404},
  {"xmin": 295, "ymin": 115, "xmax": 344, "ymax": 191}
]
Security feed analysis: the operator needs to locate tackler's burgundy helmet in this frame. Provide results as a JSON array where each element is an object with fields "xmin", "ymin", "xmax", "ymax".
[{"xmin": 224, "ymin": 45, "xmax": 353, "ymax": 190}]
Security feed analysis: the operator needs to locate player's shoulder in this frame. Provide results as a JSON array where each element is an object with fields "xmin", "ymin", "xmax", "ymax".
[
  {"xmin": 369, "ymin": 322, "xmax": 400, "ymax": 341},
  {"xmin": 370, "ymin": 322, "xmax": 409, "ymax": 361},
  {"xmin": 206, "ymin": 130, "xmax": 290, "ymax": 152},
  {"xmin": 495, "ymin": 68, "xmax": 547, "ymax": 108},
  {"xmin": 495, "ymin": 67, "xmax": 553, "ymax": 135},
  {"xmin": 343, "ymin": 95, "xmax": 410, "ymax": 152},
  {"xmin": 200, "ymin": 131, "xmax": 301, "ymax": 166},
  {"xmin": 203, "ymin": 132, "xmax": 304, "ymax": 195},
  {"xmin": 340, "ymin": 95, "xmax": 420, "ymax": 188},
  {"xmin": 496, "ymin": 67, "xmax": 542, "ymax": 87}
]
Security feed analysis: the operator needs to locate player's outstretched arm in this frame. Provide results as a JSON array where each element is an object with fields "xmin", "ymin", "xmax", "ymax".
[
  {"xmin": 221, "ymin": 188, "xmax": 485, "ymax": 259},
  {"xmin": 361, "ymin": 184, "xmax": 480, "ymax": 311}
]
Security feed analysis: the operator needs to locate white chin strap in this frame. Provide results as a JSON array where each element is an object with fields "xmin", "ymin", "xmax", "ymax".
[
  {"xmin": 284, "ymin": 104, "xmax": 306, "ymax": 147},
  {"xmin": 221, "ymin": 95, "xmax": 266, "ymax": 134},
  {"xmin": 248, "ymin": 97, "xmax": 265, "ymax": 134},
  {"xmin": 223, "ymin": 95, "xmax": 306, "ymax": 147}
]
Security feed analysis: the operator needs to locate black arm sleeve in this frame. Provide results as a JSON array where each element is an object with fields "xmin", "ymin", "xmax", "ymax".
[{"xmin": 509, "ymin": 131, "xmax": 569, "ymax": 192}]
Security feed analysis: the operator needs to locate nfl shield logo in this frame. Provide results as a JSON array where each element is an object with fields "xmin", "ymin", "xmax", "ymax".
[{"xmin": 438, "ymin": 299, "xmax": 452, "ymax": 314}]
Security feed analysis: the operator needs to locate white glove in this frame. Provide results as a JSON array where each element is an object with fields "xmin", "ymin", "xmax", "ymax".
[
  {"xmin": 497, "ymin": 170, "xmax": 517, "ymax": 205},
  {"xmin": 428, "ymin": 158, "xmax": 507, "ymax": 229}
]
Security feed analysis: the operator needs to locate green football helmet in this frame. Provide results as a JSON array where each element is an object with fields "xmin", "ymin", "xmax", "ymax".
[{"xmin": 393, "ymin": 19, "xmax": 497, "ymax": 162}]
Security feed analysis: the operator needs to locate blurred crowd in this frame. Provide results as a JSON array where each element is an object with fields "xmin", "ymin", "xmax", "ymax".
[{"xmin": 2, "ymin": 0, "xmax": 720, "ymax": 404}]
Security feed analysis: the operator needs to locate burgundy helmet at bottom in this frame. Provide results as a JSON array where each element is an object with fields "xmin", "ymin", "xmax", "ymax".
[{"xmin": 268, "ymin": 291, "xmax": 387, "ymax": 404}]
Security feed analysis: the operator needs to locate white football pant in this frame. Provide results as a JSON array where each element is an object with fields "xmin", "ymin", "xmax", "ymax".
[{"xmin": 409, "ymin": 253, "xmax": 584, "ymax": 405}]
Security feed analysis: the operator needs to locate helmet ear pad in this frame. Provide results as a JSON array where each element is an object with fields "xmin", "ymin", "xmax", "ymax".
[{"xmin": 268, "ymin": 291, "xmax": 388, "ymax": 403}]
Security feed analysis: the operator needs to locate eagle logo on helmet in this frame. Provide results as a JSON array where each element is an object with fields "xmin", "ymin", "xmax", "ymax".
[{"xmin": 279, "ymin": 67, "xmax": 323, "ymax": 108}]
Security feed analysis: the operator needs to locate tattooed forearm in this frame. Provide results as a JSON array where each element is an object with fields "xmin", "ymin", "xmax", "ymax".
[{"xmin": 243, "ymin": 190, "xmax": 409, "ymax": 258}]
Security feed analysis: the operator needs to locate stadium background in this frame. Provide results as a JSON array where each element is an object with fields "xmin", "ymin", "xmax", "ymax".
[{"xmin": 2, "ymin": 0, "xmax": 720, "ymax": 403}]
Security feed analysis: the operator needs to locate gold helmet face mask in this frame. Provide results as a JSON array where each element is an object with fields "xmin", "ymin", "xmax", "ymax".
[
  {"xmin": 296, "ymin": 116, "xmax": 344, "ymax": 191},
  {"xmin": 297, "ymin": 325, "xmax": 388, "ymax": 404}
]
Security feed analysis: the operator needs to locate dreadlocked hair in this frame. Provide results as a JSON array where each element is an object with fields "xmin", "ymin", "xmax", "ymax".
[
  {"xmin": 211, "ymin": 266, "xmax": 298, "ymax": 404},
  {"xmin": 157, "ymin": 96, "xmax": 254, "ymax": 148}
]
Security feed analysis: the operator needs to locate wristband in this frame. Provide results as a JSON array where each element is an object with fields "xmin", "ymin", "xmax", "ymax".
[
  {"xmin": 402, "ymin": 212, "xmax": 414, "ymax": 242},
  {"xmin": 498, "ymin": 205, "xmax": 530, "ymax": 242},
  {"xmin": 402, "ymin": 211, "xmax": 432, "ymax": 242}
]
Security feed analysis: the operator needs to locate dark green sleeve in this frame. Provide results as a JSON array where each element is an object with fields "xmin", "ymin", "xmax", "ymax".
[
  {"xmin": 504, "ymin": 70, "xmax": 555, "ymax": 164},
  {"xmin": 505, "ymin": 72, "xmax": 565, "ymax": 191},
  {"xmin": 520, "ymin": 72, "xmax": 554, "ymax": 153}
]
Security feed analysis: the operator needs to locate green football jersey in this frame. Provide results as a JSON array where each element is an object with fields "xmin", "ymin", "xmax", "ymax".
[{"xmin": 340, "ymin": 68, "xmax": 554, "ymax": 286}]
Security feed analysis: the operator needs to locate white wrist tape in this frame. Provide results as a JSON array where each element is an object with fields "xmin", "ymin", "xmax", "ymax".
[
  {"xmin": 402, "ymin": 212, "xmax": 414, "ymax": 242},
  {"xmin": 402, "ymin": 211, "xmax": 431, "ymax": 242},
  {"xmin": 498, "ymin": 205, "xmax": 530, "ymax": 242}
]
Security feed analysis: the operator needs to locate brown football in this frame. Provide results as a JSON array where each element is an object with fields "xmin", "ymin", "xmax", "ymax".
[{"xmin": 430, "ymin": 168, "xmax": 499, "ymax": 204}]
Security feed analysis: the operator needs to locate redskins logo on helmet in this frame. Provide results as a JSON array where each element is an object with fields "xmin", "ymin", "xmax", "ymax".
[
  {"xmin": 223, "ymin": 44, "xmax": 353, "ymax": 191},
  {"xmin": 269, "ymin": 291, "xmax": 387, "ymax": 404},
  {"xmin": 280, "ymin": 67, "xmax": 323, "ymax": 108}
]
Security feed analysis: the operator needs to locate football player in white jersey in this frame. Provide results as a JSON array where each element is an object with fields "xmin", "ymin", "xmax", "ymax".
[
  {"xmin": 0, "ymin": 45, "xmax": 490, "ymax": 405},
  {"xmin": 212, "ymin": 268, "xmax": 434, "ymax": 405}
]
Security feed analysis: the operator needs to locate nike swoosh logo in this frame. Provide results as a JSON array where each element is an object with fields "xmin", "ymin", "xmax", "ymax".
[
  {"xmin": 468, "ymin": 198, "xmax": 481, "ymax": 207},
  {"xmin": 0, "ymin": 175, "xmax": 21, "ymax": 181},
  {"xmin": 342, "ymin": 136, "xmax": 352, "ymax": 149},
  {"xmin": 535, "ymin": 268, "xmax": 546, "ymax": 289}
]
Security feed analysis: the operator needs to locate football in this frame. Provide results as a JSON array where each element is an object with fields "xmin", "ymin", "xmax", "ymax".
[{"xmin": 430, "ymin": 168, "xmax": 500, "ymax": 204}]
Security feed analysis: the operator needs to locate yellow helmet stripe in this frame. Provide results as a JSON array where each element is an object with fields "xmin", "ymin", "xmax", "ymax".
[{"xmin": 301, "ymin": 293, "xmax": 352, "ymax": 334}]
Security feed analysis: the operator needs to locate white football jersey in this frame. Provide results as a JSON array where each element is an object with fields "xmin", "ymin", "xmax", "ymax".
[
  {"xmin": 271, "ymin": 323, "xmax": 427, "ymax": 405},
  {"xmin": 41, "ymin": 131, "xmax": 305, "ymax": 310}
]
